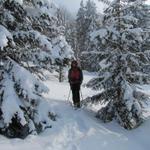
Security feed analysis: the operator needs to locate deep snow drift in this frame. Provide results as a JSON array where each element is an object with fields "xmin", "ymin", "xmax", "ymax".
[{"xmin": 0, "ymin": 71, "xmax": 150, "ymax": 150}]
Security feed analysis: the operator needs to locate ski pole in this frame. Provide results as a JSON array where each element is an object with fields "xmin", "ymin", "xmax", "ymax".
[
  {"xmin": 80, "ymin": 89, "xmax": 84, "ymax": 101},
  {"xmin": 67, "ymin": 89, "xmax": 71, "ymax": 102}
]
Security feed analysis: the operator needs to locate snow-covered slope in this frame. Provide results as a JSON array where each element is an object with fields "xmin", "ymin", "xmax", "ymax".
[{"xmin": 0, "ymin": 71, "xmax": 150, "ymax": 150}]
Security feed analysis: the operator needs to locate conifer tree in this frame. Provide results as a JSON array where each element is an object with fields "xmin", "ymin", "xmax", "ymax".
[
  {"xmin": 86, "ymin": 0, "xmax": 150, "ymax": 129},
  {"xmin": 76, "ymin": 0, "xmax": 100, "ymax": 69},
  {"xmin": 0, "ymin": 0, "xmax": 73, "ymax": 138},
  {"xmin": 76, "ymin": 0, "xmax": 86, "ymax": 59}
]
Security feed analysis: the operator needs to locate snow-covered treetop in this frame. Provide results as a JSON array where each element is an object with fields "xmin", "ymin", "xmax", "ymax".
[
  {"xmin": 87, "ymin": 0, "xmax": 150, "ymax": 91},
  {"xmin": 0, "ymin": 0, "xmax": 73, "ymax": 70}
]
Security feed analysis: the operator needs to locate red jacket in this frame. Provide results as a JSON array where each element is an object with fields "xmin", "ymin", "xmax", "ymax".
[{"xmin": 68, "ymin": 67, "xmax": 83, "ymax": 84}]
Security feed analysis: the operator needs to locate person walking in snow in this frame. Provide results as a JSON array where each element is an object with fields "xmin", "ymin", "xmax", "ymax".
[{"xmin": 68, "ymin": 60, "xmax": 83, "ymax": 108}]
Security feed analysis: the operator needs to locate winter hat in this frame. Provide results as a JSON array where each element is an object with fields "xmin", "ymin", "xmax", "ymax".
[{"xmin": 71, "ymin": 60, "xmax": 78, "ymax": 67}]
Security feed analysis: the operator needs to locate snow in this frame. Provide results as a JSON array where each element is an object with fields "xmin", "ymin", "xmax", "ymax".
[
  {"xmin": 9, "ymin": 59, "xmax": 49, "ymax": 101},
  {"xmin": 12, "ymin": 0, "xmax": 23, "ymax": 5},
  {"xmin": 90, "ymin": 28, "xmax": 107, "ymax": 40},
  {"xmin": 99, "ymin": 59, "xmax": 110, "ymax": 70},
  {"xmin": 0, "ymin": 25, "xmax": 13, "ymax": 50},
  {"xmin": 25, "ymin": 0, "xmax": 57, "ymax": 18},
  {"xmin": 51, "ymin": 36, "xmax": 73, "ymax": 60},
  {"xmin": 14, "ymin": 30, "xmax": 53, "ymax": 51},
  {"xmin": 0, "ymin": 71, "xmax": 150, "ymax": 150},
  {"xmin": 0, "ymin": 58, "xmax": 53, "ymax": 130},
  {"xmin": 123, "ymin": 83, "xmax": 134, "ymax": 111},
  {"xmin": 1, "ymin": 74, "xmax": 26, "ymax": 126}
]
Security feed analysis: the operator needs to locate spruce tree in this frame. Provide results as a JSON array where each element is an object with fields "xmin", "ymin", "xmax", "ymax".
[
  {"xmin": 76, "ymin": 0, "xmax": 100, "ymax": 69},
  {"xmin": 0, "ymin": 0, "xmax": 73, "ymax": 138},
  {"xmin": 76, "ymin": 0, "xmax": 86, "ymax": 59},
  {"xmin": 86, "ymin": 0, "xmax": 150, "ymax": 129}
]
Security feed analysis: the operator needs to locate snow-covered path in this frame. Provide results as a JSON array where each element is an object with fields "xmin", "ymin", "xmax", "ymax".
[{"xmin": 0, "ymin": 72, "xmax": 150, "ymax": 150}]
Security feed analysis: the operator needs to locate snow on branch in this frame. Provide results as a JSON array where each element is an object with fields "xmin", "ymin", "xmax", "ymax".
[{"xmin": 0, "ymin": 25, "xmax": 14, "ymax": 50}]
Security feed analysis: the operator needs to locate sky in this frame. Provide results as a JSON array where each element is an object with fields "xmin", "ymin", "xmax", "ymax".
[
  {"xmin": 54, "ymin": 0, "xmax": 105, "ymax": 15},
  {"xmin": 54, "ymin": 0, "xmax": 150, "ymax": 15}
]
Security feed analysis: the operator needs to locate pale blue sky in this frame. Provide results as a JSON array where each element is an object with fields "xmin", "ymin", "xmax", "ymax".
[
  {"xmin": 54, "ymin": 0, "xmax": 150, "ymax": 15},
  {"xmin": 54, "ymin": 0, "xmax": 105, "ymax": 14}
]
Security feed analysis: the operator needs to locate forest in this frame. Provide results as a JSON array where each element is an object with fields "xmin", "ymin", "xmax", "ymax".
[{"xmin": 0, "ymin": 0, "xmax": 150, "ymax": 150}]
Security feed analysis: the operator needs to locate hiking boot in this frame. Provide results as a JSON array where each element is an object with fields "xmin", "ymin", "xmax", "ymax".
[
  {"xmin": 77, "ymin": 104, "xmax": 80, "ymax": 108},
  {"xmin": 74, "ymin": 102, "xmax": 80, "ymax": 108}
]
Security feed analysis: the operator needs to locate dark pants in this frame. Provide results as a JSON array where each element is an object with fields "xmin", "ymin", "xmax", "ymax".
[{"xmin": 70, "ymin": 83, "xmax": 81, "ymax": 107}]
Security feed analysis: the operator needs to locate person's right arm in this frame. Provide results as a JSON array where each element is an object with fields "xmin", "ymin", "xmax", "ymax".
[{"xmin": 68, "ymin": 69, "xmax": 71, "ymax": 83}]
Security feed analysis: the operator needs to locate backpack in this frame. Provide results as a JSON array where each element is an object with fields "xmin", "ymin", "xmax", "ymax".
[{"xmin": 70, "ymin": 68, "xmax": 80, "ymax": 81}]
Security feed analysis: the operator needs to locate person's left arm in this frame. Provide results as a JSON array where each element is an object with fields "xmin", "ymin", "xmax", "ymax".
[{"xmin": 79, "ymin": 68, "xmax": 83, "ymax": 84}]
